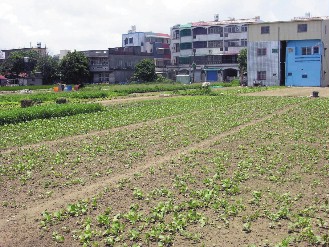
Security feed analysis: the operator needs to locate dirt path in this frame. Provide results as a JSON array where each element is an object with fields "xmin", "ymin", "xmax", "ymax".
[
  {"xmin": 96, "ymin": 93, "xmax": 177, "ymax": 106},
  {"xmin": 0, "ymin": 100, "xmax": 307, "ymax": 236},
  {"xmin": 243, "ymin": 87, "xmax": 329, "ymax": 97}
]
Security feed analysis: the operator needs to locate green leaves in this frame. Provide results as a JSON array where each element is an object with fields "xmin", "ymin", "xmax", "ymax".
[
  {"xmin": 0, "ymin": 103, "xmax": 104, "ymax": 125},
  {"xmin": 59, "ymin": 51, "xmax": 89, "ymax": 84},
  {"xmin": 132, "ymin": 59, "xmax": 157, "ymax": 82}
]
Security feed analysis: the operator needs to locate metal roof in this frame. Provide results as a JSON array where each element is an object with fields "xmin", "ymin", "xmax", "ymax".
[{"xmin": 175, "ymin": 17, "xmax": 261, "ymax": 29}]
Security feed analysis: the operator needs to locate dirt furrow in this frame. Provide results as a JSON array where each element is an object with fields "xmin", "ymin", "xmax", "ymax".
[{"xmin": 0, "ymin": 100, "xmax": 306, "ymax": 232}]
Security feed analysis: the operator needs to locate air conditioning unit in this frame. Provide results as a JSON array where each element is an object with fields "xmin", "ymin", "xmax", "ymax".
[{"xmin": 236, "ymin": 26, "xmax": 241, "ymax": 32}]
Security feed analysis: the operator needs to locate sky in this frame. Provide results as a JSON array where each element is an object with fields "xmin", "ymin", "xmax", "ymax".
[{"xmin": 0, "ymin": 0, "xmax": 328, "ymax": 55}]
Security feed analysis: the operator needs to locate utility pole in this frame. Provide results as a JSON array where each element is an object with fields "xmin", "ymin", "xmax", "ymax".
[{"xmin": 192, "ymin": 48, "xmax": 196, "ymax": 83}]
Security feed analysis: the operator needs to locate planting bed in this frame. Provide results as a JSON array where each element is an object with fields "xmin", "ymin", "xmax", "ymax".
[{"xmin": 0, "ymin": 92, "xmax": 328, "ymax": 247}]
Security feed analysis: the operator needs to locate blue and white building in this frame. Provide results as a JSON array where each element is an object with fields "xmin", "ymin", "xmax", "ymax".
[{"xmin": 247, "ymin": 16, "xmax": 329, "ymax": 87}]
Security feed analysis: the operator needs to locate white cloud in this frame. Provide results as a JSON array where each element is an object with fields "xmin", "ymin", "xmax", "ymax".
[{"xmin": 0, "ymin": 0, "xmax": 328, "ymax": 55}]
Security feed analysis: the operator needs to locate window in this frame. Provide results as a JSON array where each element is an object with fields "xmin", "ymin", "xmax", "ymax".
[
  {"xmin": 272, "ymin": 48, "xmax": 278, "ymax": 53},
  {"xmin": 175, "ymin": 43, "xmax": 180, "ymax": 52},
  {"xmin": 208, "ymin": 26, "xmax": 223, "ymax": 34},
  {"xmin": 156, "ymin": 48, "xmax": 164, "ymax": 55},
  {"xmin": 298, "ymin": 24, "xmax": 307, "ymax": 32},
  {"xmin": 193, "ymin": 41, "xmax": 207, "ymax": 48},
  {"xmin": 174, "ymin": 30, "xmax": 180, "ymax": 39},
  {"xmin": 124, "ymin": 38, "xmax": 128, "ymax": 45},
  {"xmin": 224, "ymin": 25, "xmax": 238, "ymax": 33},
  {"xmin": 179, "ymin": 57, "xmax": 191, "ymax": 64},
  {"xmin": 241, "ymin": 25, "xmax": 248, "ymax": 32},
  {"xmin": 193, "ymin": 27, "xmax": 207, "ymax": 36},
  {"xmin": 302, "ymin": 74, "xmax": 308, "ymax": 78},
  {"xmin": 257, "ymin": 48, "xmax": 267, "ymax": 56},
  {"xmin": 302, "ymin": 47, "xmax": 312, "ymax": 55},
  {"xmin": 208, "ymin": 40, "xmax": 223, "ymax": 48},
  {"xmin": 288, "ymin": 72, "xmax": 292, "ymax": 76},
  {"xmin": 241, "ymin": 39, "xmax": 247, "ymax": 47},
  {"xmin": 261, "ymin": 26, "xmax": 270, "ymax": 34},
  {"xmin": 257, "ymin": 71, "xmax": 266, "ymax": 80},
  {"xmin": 180, "ymin": 29, "xmax": 192, "ymax": 37},
  {"xmin": 313, "ymin": 46, "xmax": 319, "ymax": 54},
  {"xmin": 180, "ymin": 42, "xmax": 192, "ymax": 50},
  {"xmin": 129, "ymin": 37, "xmax": 133, "ymax": 44},
  {"xmin": 227, "ymin": 39, "xmax": 240, "ymax": 47}
]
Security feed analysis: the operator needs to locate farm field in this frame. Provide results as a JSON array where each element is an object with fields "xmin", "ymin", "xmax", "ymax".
[{"xmin": 0, "ymin": 89, "xmax": 329, "ymax": 246}]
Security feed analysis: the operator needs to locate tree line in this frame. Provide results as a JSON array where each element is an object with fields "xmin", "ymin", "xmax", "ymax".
[
  {"xmin": 0, "ymin": 48, "xmax": 247, "ymax": 85},
  {"xmin": 0, "ymin": 50, "xmax": 90, "ymax": 85},
  {"xmin": 0, "ymin": 49, "xmax": 158, "ymax": 85}
]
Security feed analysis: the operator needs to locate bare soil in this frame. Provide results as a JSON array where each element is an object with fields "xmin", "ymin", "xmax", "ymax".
[
  {"xmin": 0, "ymin": 92, "xmax": 328, "ymax": 247},
  {"xmin": 243, "ymin": 86, "xmax": 329, "ymax": 97},
  {"xmin": 0, "ymin": 101, "xmax": 309, "ymax": 247}
]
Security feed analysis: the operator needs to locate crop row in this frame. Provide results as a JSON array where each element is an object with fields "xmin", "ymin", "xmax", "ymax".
[
  {"xmin": 0, "ymin": 95, "xmax": 257, "ymax": 149},
  {"xmin": 33, "ymin": 98, "xmax": 329, "ymax": 246},
  {"xmin": 0, "ymin": 96, "xmax": 304, "ymax": 211},
  {"xmin": 0, "ymin": 84, "xmax": 55, "ymax": 91},
  {"xmin": 0, "ymin": 103, "xmax": 104, "ymax": 125},
  {"xmin": 82, "ymin": 83, "xmax": 202, "ymax": 94},
  {"xmin": 176, "ymin": 85, "xmax": 275, "ymax": 96},
  {"xmin": 0, "ymin": 83, "xmax": 203, "ymax": 104},
  {"xmin": 0, "ymin": 90, "xmax": 114, "ymax": 104}
]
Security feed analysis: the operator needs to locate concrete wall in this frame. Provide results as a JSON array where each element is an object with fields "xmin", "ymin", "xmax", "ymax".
[
  {"xmin": 322, "ymin": 20, "xmax": 329, "ymax": 86},
  {"xmin": 286, "ymin": 40, "xmax": 322, "ymax": 86},
  {"xmin": 122, "ymin": 33, "xmax": 146, "ymax": 52},
  {"xmin": 248, "ymin": 20, "xmax": 323, "ymax": 42}
]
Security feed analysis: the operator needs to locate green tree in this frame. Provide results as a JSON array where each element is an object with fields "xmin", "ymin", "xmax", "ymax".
[
  {"xmin": 132, "ymin": 59, "xmax": 156, "ymax": 82},
  {"xmin": 0, "ymin": 50, "xmax": 39, "ymax": 78},
  {"xmin": 237, "ymin": 48, "xmax": 247, "ymax": 85},
  {"xmin": 36, "ymin": 55, "xmax": 59, "ymax": 84},
  {"xmin": 59, "ymin": 51, "xmax": 89, "ymax": 84}
]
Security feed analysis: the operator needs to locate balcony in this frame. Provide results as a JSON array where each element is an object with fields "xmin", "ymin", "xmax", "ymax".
[
  {"xmin": 89, "ymin": 66, "xmax": 109, "ymax": 72},
  {"xmin": 180, "ymin": 36, "xmax": 193, "ymax": 43},
  {"xmin": 193, "ymin": 34, "xmax": 208, "ymax": 41}
]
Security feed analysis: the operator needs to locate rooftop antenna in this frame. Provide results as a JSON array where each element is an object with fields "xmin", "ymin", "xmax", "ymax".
[{"xmin": 305, "ymin": 12, "xmax": 311, "ymax": 18}]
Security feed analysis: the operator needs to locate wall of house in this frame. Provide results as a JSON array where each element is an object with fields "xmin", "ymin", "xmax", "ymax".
[
  {"xmin": 322, "ymin": 20, "xmax": 329, "ymax": 86},
  {"xmin": 248, "ymin": 20, "xmax": 323, "ymax": 42},
  {"xmin": 247, "ymin": 41, "xmax": 280, "ymax": 86},
  {"xmin": 122, "ymin": 33, "xmax": 146, "ymax": 52},
  {"xmin": 286, "ymin": 40, "xmax": 322, "ymax": 86}
]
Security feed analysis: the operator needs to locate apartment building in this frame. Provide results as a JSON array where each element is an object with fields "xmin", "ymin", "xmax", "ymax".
[
  {"xmin": 80, "ymin": 50, "xmax": 110, "ymax": 83},
  {"xmin": 122, "ymin": 26, "xmax": 171, "ymax": 68},
  {"xmin": 247, "ymin": 16, "xmax": 329, "ymax": 87},
  {"xmin": 81, "ymin": 47, "xmax": 152, "ymax": 83},
  {"xmin": 169, "ymin": 16, "xmax": 261, "ymax": 82}
]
